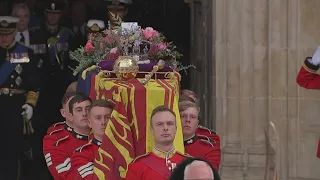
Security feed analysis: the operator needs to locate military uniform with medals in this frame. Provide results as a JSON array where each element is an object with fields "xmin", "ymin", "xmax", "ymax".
[
  {"xmin": 36, "ymin": 1, "xmax": 76, "ymax": 129},
  {"xmin": 0, "ymin": 16, "xmax": 40, "ymax": 180},
  {"xmin": 125, "ymin": 148, "xmax": 188, "ymax": 180}
]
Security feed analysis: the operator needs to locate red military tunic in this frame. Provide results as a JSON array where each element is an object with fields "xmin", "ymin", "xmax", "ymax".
[
  {"xmin": 196, "ymin": 125, "xmax": 221, "ymax": 149},
  {"xmin": 45, "ymin": 131, "xmax": 90, "ymax": 179},
  {"xmin": 125, "ymin": 148, "xmax": 188, "ymax": 180},
  {"xmin": 68, "ymin": 138, "xmax": 101, "ymax": 179},
  {"xmin": 184, "ymin": 135, "xmax": 221, "ymax": 170},
  {"xmin": 296, "ymin": 57, "xmax": 320, "ymax": 158},
  {"xmin": 43, "ymin": 123, "xmax": 73, "ymax": 166},
  {"xmin": 47, "ymin": 121, "xmax": 68, "ymax": 134}
]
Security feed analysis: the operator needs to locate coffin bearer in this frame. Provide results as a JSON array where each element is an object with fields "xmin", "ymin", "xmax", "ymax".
[
  {"xmin": 68, "ymin": 99, "xmax": 114, "ymax": 179},
  {"xmin": 125, "ymin": 105, "xmax": 189, "ymax": 180},
  {"xmin": 0, "ymin": 16, "xmax": 41, "ymax": 180},
  {"xmin": 179, "ymin": 101, "xmax": 221, "ymax": 171}
]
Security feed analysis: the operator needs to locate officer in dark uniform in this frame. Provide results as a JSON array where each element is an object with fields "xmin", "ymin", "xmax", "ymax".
[
  {"xmin": 0, "ymin": 16, "xmax": 40, "ymax": 180},
  {"xmin": 36, "ymin": 1, "xmax": 75, "ymax": 131}
]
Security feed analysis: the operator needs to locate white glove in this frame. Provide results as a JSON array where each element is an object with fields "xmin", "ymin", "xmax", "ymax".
[
  {"xmin": 311, "ymin": 46, "xmax": 320, "ymax": 65},
  {"xmin": 21, "ymin": 104, "xmax": 33, "ymax": 120}
]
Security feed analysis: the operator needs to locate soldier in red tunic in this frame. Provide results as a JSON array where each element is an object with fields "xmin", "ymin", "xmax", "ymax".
[
  {"xmin": 195, "ymin": 125, "xmax": 221, "ymax": 149},
  {"xmin": 44, "ymin": 93, "xmax": 92, "ymax": 179},
  {"xmin": 43, "ymin": 91, "xmax": 77, "ymax": 169},
  {"xmin": 125, "ymin": 105, "xmax": 189, "ymax": 180},
  {"xmin": 68, "ymin": 99, "xmax": 114, "ymax": 179},
  {"xmin": 180, "ymin": 90, "xmax": 221, "ymax": 148},
  {"xmin": 296, "ymin": 47, "xmax": 320, "ymax": 158},
  {"xmin": 179, "ymin": 101, "xmax": 221, "ymax": 170}
]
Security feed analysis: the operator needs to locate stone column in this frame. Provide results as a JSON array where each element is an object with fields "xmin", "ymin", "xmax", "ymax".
[
  {"xmin": 215, "ymin": 0, "xmax": 245, "ymax": 179},
  {"xmin": 246, "ymin": 0, "xmax": 270, "ymax": 179}
]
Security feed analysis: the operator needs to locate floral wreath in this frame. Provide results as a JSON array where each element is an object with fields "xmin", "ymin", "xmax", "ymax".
[{"xmin": 69, "ymin": 13, "xmax": 193, "ymax": 76}]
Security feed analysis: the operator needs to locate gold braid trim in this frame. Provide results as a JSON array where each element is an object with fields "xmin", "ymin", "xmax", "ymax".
[
  {"xmin": 26, "ymin": 91, "xmax": 39, "ymax": 106},
  {"xmin": 302, "ymin": 63, "xmax": 317, "ymax": 73}
]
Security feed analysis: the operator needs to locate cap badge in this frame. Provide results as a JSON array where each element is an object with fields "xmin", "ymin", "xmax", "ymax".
[
  {"xmin": 1, "ymin": 20, "xmax": 9, "ymax": 27},
  {"xmin": 51, "ymin": 3, "xmax": 56, "ymax": 10}
]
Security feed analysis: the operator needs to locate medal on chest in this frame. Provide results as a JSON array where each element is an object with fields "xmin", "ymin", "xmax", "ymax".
[{"xmin": 166, "ymin": 159, "xmax": 177, "ymax": 171}]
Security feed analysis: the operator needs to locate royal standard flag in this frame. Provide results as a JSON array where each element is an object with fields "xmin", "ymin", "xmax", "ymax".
[{"xmin": 89, "ymin": 74, "xmax": 184, "ymax": 180}]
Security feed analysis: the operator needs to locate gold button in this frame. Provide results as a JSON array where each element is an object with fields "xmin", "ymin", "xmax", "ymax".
[{"xmin": 11, "ymin": 75, "xmax": 14, "ymax": 78}]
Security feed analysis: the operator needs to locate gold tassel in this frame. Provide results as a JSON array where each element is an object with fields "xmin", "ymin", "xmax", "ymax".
[
  {"xmin": 81, "ymin": 65, "xmax": 98, "ymax": 80},
  {"xmin": 26, "ymin": 91, "xmax": 39, "ymax": 106}
]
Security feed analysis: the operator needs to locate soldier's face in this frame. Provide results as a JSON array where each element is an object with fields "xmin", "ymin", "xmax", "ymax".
[
  {"xmin": 151, "ymin": 111, "xmax": 177, "ymax": 145},
  {"xmin": 0, "ymin": 32, "xmax": 16, "ymax": 47},
  {"xmin": 15, "ymin": 8, "xmax": 30, "ymax": 31},
  {"xmin": 70, "ymin": 100, "xmax": 91, "ymax": 129},
  {"xmin": 180, "ymin": 107, "xmax": 199, "ymax": 139},
  {"xmin": 88, "ymin": 106, "xmax": 112, "ymax": 139},
  {"xmin": 46, "ymin": 12, "xmax": 60, "ymax": 25}
]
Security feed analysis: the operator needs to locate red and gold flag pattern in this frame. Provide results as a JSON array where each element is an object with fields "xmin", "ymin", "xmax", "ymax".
[{"xmin": 90, "ymin": 75, "xmax": 184, "ymax": 180}]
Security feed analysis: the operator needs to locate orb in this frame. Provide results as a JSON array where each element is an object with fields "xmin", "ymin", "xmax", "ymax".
[{"xmin": 113, "ymin": 56, "xmax": 139, "ymax": 81}]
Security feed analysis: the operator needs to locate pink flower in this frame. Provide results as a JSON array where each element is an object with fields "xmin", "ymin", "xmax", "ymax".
[
  {"xmin": 85, "ymin": 42, "xmax": 94, "ymax": 51},
  {"xmin": 105, "ymin": 35, "xmax": 114, "ymax": 44},
  {"xmin": 99, "ymin": 43, "xmax": 104, "ymax": 50},
  {"xmin": 142, "ymin": 27, "xmax": 159, "ymax": 40},
  {"xmin": 104, "ymin": 52, "xmax": 120, "ymax": 61},
  {"xmin": 110, "ymin": 47, "xmax": 118, "ymax": 54},
  {"xmin": 150, "ymin": 44, "xmax": 159, "ymax": 54},
  {"xmin": 158, "ymin": 43, "xmax": 167, "ymax": 50}
]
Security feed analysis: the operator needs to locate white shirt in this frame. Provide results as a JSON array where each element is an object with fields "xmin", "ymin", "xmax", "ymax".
[{"xmin": 15, "ymin": 29, "xmax": 30, "ymax": 47}]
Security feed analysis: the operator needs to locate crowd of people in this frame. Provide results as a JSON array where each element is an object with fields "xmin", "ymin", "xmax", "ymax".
[{"xmin": 0, "ymin": 0, "xmax": 220, "ymax": 179}]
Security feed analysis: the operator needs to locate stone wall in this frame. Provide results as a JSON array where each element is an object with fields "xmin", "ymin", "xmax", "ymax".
[{"xmin": 214, "ymin": 0, "xmax": 320, "ymax": 179}]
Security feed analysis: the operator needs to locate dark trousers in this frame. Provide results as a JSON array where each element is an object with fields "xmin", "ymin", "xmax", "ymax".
[{"xmin": 0, "ymin": 94, "xmax": 24, "ymax": 180}]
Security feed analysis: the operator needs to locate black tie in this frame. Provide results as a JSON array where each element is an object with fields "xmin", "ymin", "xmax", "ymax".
[{"xmin": 20, "ymin": 32, "xmax": 25, "ymax": 44}]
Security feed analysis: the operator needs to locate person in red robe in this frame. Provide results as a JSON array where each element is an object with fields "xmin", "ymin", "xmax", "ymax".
[
  {"xmin": 296, "ymin": 46, "xmax": 320, "ymax": 158},
  {"xmin": 125, "ymin": 105, "xmax": 189, "ymax": 180}
]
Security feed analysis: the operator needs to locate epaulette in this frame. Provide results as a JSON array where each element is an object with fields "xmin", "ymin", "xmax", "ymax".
[
  {"xmin": 131, "ymin": 152, "xmax": 151, "ymax": 163},
  {"xmin": 54, "ymin": 135, "xmax": 69, "ymax": 146},
  {"xmin": 49, "ymin": 128, "xmax": 63, "ymax": 135},
  {"xmin": 75, "ymin": 141, "xmax": 92, "ymax": 152},
  {"xmin": 198, "ymin": 135, "xmax": 215, "ymax": 147},
  {"xmin": 176, "ymin": 151, "xmax": 193, "ymax": 158},
  {"xmin": 198, "ymin": 125, "xmax": 216, "ymax": 134},
  {"xmin": 53, "ymin": 121, "xmax": 65, "ymax": 127}
]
